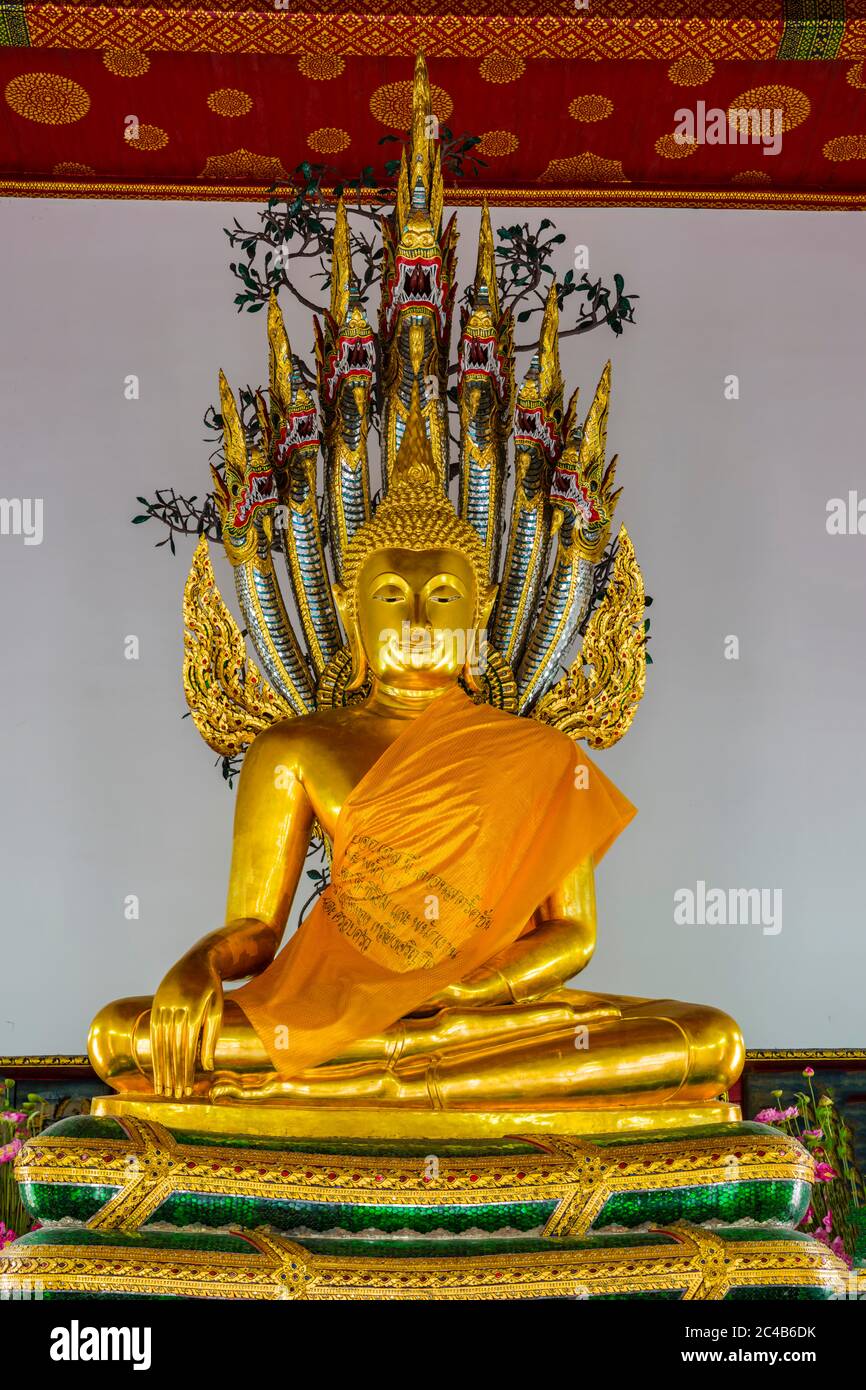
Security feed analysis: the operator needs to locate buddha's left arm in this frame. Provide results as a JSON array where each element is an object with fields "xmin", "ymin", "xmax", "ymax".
[{"xmin": 425, "ymin": 858, "xmax": 597, "ymax": 1008}]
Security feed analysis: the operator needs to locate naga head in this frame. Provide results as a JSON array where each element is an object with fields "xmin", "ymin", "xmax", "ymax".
[
  {"xmin": 382, "ymin": 184, "xmax": 450, "ymax": 341},
  {"xmin": 211, "ymin": 370, "xmax": 279, "ymax": 563},
  {"xmin": 458, "ymin": 283, "xmax": 511, "ymax": 409},
  {"xmin": 458, "ymin": 201, "xmax": 512, "ymax": 414},
  {"xmin": 316, "ymin": 201, "xmax": 376, "ymax": 418},
  {"xmin": 319, "ymin": 288, "xmax": 376, "ymax": 410},
  {"xmin": 380, "ymin": 57, "xmax": 454, "ymax": 347},
  {"xmin": 513, "ymin": 283, "xmax": 565, "ymax": 471},
  {"xmin": 550, "ymin": 362, "xmax": 621, "ymax": 561},
  {"xmin": 333, "ymin": 387, "xmax": 497, "ymax": 696},
  {"xmin": 266, "ymin": 294, "xmax": 320, "ymax": 491}
]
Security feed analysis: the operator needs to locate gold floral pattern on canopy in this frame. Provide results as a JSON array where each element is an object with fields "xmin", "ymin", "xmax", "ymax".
[
  {"xmin": 668, "ymin": 57, "xmax": 715, "ymax": 86},
  {"xmin": 823, "ymin": 135, "xmax": 866, "ymax": 160},
  {"xmin": 568, "ymin": 95, "xmax": 613, "ymax": 122},
  {"xmin": 103, "ymin": 50, "xmax": 150, "ymax": 78},
  {"xmin": 539, "ymin": 153, "xmax": 629, "ymax": 185},
  {"xmin": 846, "ymin": 63, "xmax": 866, "ymax": 88},
  {"xmin": 477, "ymin": 130, "xmax": 519, "ymax": 158},
  {"xmin": 127, "ymin": 124, "xmax": 169, "ymax": 151},
  {"xmin": 53, "ymin": 161, "xmax": 96, "ymax": 177},
  {"xmin": 727, "ymin": 85, "xmax": 810, "ymax": 134},
  {"xmin": 655, "ymin": 132, "xmax": 698, "ymax": 159},
  {"xmin": 199, "ymin": 149, "xmax": 289, "ymax": 182},
  {"xmin": 208, "ymin": 89, "xmax": 253, "ymax": 118},
  {"xmin": 369, "ymin": 80, "xmax": 453, "ymax": 127},
  {"xmin": 298, "ymin": 55, "xmax": 345, "ymax": 81},
  {"xmin": 731, "ymin": 169, "xmax": 772, "ymax": 185},
  {"xmin": 307, "ymin": 127, "xmax": 351, "ymax": 153},
  {"xmin": 479, "ymin": 54, "xmax": 525, "ymax": 84},
  {"xmin": 5, "ymin": 73, "xmax": 90, "ymax": 124}
]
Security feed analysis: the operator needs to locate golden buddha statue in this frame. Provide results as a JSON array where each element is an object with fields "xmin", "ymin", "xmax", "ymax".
[{"xmin": 88, "ymin": 57, "xmax": 743, "ymax": 1131}]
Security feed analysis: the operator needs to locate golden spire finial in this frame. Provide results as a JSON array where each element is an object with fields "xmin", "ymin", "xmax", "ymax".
[
  {"xmin": 330, "ymin": 198, "xmax": 352, "ymax": 328},
  {"xmin": 267, "ymin": 291, "xmax": 293, "ymax": 415},
  {"xmin": 579, "ymin": 360, "xmax": 612, "ymax": 470},
  {"xmin": 217, "ymin": 369, "xmax": 245, "ymax": 469},
  {"xmin": 411, "ymin": 53, "xmax": 434, "ymax": 198},
  {"xmin": 538, "ymin": 280, "xmax": 561, "ymax": 385},
  {"xmin": 396, "ymin": 145, "xmax": 410, "ymax": 234},
  {"xmin": 392, "ymin": 381, "xmax": 440, "ymax": 492},
  {"xmin": 474, "ymin": 200, "xmax": 499, "ymax": 319}
]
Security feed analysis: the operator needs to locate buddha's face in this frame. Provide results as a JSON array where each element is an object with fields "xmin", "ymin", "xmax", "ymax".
[{"xmin": 354, "ymin": 547, "xmax": 482, "ymax": 690}]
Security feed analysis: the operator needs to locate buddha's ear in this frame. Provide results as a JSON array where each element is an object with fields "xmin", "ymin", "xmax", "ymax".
[
  {"xmin": 332, "ymin": 581, "xmax": 368, "ymax": 691},
  {"xmin": 478, "ymin": 581, "xmax": 498, "ymax": 632},
  {"xmin": 331, "ymin": 581, "xmax": 348, "ymax": 623}
]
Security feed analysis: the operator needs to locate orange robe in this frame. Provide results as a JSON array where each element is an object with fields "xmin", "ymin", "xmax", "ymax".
[{"xmin": 233, "ymin": 685, "xmax": 636, "ymax": 1076}]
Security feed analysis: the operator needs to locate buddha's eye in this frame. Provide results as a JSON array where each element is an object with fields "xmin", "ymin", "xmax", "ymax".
[
  {"xmin": 428, "ymin": 589, "xmax": 460, "ymax": 605},
  {"xmin": 372, "ymin": 583, "xmax": 406, "ymax": 603}
]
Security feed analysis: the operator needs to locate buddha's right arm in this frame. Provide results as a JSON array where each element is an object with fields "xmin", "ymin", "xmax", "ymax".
[
  {"xmin": 150, "ymin": 725, "xmax": 315, "ymax": 1098},
  {"xmin": 175, "ymin": 723, "xmax": 315, "ymax": 981}
]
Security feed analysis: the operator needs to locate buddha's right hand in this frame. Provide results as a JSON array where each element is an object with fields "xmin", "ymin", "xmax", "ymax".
[{"xmin": 150, "ymin": 951, "xmax": 223, "ymax": 1099}]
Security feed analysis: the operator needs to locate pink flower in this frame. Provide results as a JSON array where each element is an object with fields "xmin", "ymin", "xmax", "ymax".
[
  {"xmin": 755, "ymin": 1107, "xmax": 784, "ymax": 1123},
  {"xmin": 831, "ymin": 1237, "xmax": 852, "ymax": 1268},
  {"xmin": 814, "ymin": 1162, "xmax": 837, "ymax": 1183},
  {"xmin": 803, "ymin": 1128, "xmax": 824, "ymax": 1140},
  {"xmin": 0, "ymin": 1137, "xmax": 22, "ymax": 1164},
  {"xmin": 804, "ymin": 1205, "xmax": 814, "ymax": 1224},
  {"xmin": 0, "ymin": 1224, "xmax": 15, "ymax": 1250},
  {"xmin": 780, "ymin": 1105, "xmax": 799, "ymax": 1120},
  {"xmin": 803, "ymin": 1066, "xmax": 815, "ymax": 1077},
  {"xmin": 0, "ymin": 1111, "xmax": 26, "ymax": 1124}
]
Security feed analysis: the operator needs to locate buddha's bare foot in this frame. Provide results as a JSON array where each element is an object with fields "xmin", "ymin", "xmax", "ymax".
[{"xmin": 209, "ymin": 1064, "xmax": 417, "ymax": 1105}]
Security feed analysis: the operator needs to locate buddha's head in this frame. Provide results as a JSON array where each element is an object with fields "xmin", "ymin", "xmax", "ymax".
[{"xmin": 333, "ymin": 398, "xmax": 496, "ymax": 696}]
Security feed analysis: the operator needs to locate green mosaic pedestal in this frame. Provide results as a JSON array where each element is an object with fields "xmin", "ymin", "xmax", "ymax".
[
  {"xmin": 0, "ymin": 1225, "xmax": 848, "ymax": 1301},
  {"xmin": 0, "ymin": 1113, "xmax": 849, "ymax": 1300},
  {"xmin": 14, "ymin": 1115, "xmax": 814, "ymax": 1236}
]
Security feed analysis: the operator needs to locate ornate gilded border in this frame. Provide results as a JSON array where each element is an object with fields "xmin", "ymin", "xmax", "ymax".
[
  {"xmin": 17, "ymin": 1116, "xmax": 812, "ymax": 1238},
  {"xmin": 5, "ymin": 1049, "xmax": 864, "ymax": 1069},
  {"xmin": 0, "ymin": 1224, "xmax": 849, "ymax": 1300},
  {"xmin": 0, "ymin": 181, "xmax": 865, "ymax": 210},
  {"xmin": 8, "ymin": 1, "xmax": 865, "ymax": 61},
  {"xmin": 746, "ymin": 1049, "xmax": 866, "ymax": 1061},
  {"xmin": 0, "ymin": 7, "xmax": 783, "ymax": 60}
]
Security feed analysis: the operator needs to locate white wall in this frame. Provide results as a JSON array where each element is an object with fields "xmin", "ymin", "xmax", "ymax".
[{"xmin": 0, "ymin": 196, "xmax": 864, "ymax": 1053}]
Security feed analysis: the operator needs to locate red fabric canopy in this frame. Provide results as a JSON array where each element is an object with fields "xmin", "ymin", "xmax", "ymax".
[{"xmin": 1, "ymin": 1, "xmax": 865, "ymax": 202}]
